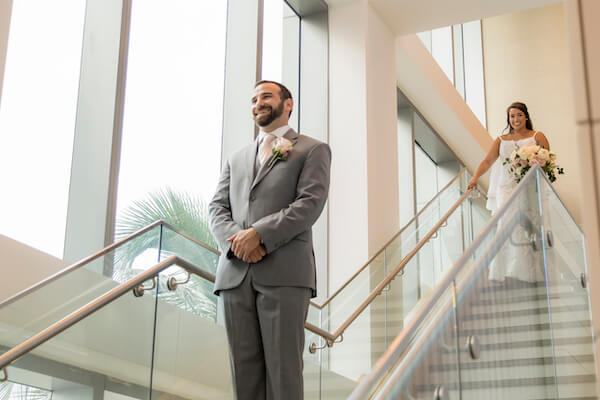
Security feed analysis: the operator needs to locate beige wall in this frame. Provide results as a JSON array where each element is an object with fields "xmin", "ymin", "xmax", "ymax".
[
  {"xmin": 482, "ymin": 2, "xmax": 582, "ymax": 223},
  {"xmin": 563, "ymin": 0, "xmax": 600, "ymax": 390},
  {"xmin": 0, "ymin": 0, "xmax": 12, "ymax": 105}
]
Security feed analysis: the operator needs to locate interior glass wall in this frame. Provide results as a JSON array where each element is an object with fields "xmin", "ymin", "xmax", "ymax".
[
  {"xmin": 0, "ymin": 0, "xmax": 86, "ymax": 258},
  {"xmin": 397, "ymin": 90, "xmax": 463, "ymax": 221}
]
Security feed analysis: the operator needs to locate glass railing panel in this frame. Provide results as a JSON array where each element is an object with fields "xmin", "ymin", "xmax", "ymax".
[
  {"xmin": 0, "ymin": 226, "xmax": 161, "ymax": 361},
  {"xmin": 316, "ymin": 174, "xmax": 465, "ymax": 333},
  {"xmin": 368, "ymin": 285, "xmax": 460, "ymax": 399},
  {"xmin": 351, "ymin": 169, "xmax": 557, "ymax": 399},
  {"xmin": 454, "ymin": 175, "xmax": 558, "ymax": 399},
  {"xmin": 308, "ymin": 186, "xmax": 493, "ymax": 396},
  {"xmin": 2, "ymin": 281, "xmax": 159, "ymax": 400},
  {"xmin": 540, "ymin": 176, "xmax": 597, "ymax": 398},
  {"xmin": 157, "ymin": 225, "xmax": 219, "ymax": 322},
  {"xmin": 151, "ymin": 265, "xmax": 232, "ymax": 400},
  {"xmin": 319, "ymin": 295, "xmax": 384, "ymax": 398}
]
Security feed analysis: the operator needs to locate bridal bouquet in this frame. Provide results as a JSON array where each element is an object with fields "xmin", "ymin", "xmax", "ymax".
[{"xmin": 503, "ymin": 144, "xmax": 564, "ymax": 183}]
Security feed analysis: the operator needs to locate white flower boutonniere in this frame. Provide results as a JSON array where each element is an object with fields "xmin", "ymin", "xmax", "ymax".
[{"xmin": 268, "ymin": 137, "xmax": 293, "ymax": 167}]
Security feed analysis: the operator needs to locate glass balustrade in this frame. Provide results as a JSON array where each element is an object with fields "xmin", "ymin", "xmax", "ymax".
[
  {"xmin": 9, "ymin": 166, "xmax": 592, "ymax": 400},
  {"xmin": 351, "ymin": 166, "xmax": 596, "ymax": 400},
  {"xmin": 313, "ymin": 184, "xmax": 490, "ymax": 398},
  {"xmin": 0, "ymin": 223, "xmax": 222, "ymax": 399},
  {"xmin": 539, "ymin": 173, "xmax": 596, "ymax": 399},
  {"xmin": 0, "ymin": 226, "xmax": 161, "ymax": 365},
  {"xmin": 309, "ymin": 170, "xmax": 484, "ymax": 336},
  {"xmin": 1, "ymin": 273, "xmax": 160, "ymax": 400}
]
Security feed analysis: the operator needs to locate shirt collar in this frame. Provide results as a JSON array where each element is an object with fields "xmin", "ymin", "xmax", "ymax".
[{"xmin": 258, "ymin": 124, "xmax": 290, "ymax": 141}]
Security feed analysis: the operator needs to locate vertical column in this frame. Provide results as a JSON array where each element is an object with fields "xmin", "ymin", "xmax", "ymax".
[
  {"xmin": 365, "ymin": 5, "xmax": 399, "ymax": 254},
  {"xmin": 221, "ymin": 0, "xmax": 261, "ymax": 165},
  {"xmin": 564, "ymin": 0, "xmax": 600, "ymax": 390},
  {"xmin": 0, "ymin": 0, "xmax": 12, "ymax": 105},
  {"xmin": 300, "ymin": 9, "xmax": 329, "ymax": 302},
  {"xmin": 63, "ymin": 0, "xmax": 129, "ymax": 265},
  {"xmin": 328, "ymin": 0, "xmax": 399, "ymax": 378}
]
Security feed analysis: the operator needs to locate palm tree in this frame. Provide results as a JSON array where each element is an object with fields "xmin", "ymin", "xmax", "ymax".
[
  {"xmin": 0, "ymin": 382, "xmax": 51, "ymax": 400},
  {"xmin": 113, "ymin": 188, "xmax": 219, "ymax": 321}
]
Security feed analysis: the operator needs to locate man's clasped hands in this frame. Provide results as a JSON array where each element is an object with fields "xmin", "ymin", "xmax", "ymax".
[{"xmin": 227, "ymin": 227, "xmax": 266, "ymax": 263}]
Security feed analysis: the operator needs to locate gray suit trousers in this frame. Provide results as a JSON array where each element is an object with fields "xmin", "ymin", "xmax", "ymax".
[{"xmin": 221, "ymin": 267, "xmax": 311, "ymax": 400}]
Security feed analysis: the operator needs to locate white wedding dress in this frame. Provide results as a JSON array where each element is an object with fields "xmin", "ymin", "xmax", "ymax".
[{"xmin": 486, "ymin": 134, "xmax": 544, "ymax": 282}]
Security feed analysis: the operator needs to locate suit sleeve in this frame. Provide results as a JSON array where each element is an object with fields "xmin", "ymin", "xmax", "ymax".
[
  {"xmin": 208, "ymin": 160, "xmax": 243, "ymax": 258},
  {"xmin": 252, "ymin": 142, "xmax": 331, "ymax": 253}
]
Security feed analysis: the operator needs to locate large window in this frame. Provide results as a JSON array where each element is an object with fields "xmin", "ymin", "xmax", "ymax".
[
  {"xmin": 0, "ymin": 0, "xmax": 85, "ymax": 257},
  {"xmin": 418, "ymin": 20, "xmax": 487, "ymax": 127},
  {"xmin": 261, "ymin": 0, "xmax": 300, "ymax": 130},
  {"xmin": 115, "ymin": 0, "xmax": 227, "ymax": 243}
]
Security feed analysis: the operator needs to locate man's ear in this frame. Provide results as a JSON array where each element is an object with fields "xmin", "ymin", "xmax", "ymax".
[{"xmin": 285, "ymin": 98, "xmax": 294, "ymax": 114}]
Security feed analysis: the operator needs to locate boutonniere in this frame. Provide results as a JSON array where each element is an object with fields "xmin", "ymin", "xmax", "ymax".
[{"xmin": 267, "ymin": 137, "xmax": 293, "ymax": 167}]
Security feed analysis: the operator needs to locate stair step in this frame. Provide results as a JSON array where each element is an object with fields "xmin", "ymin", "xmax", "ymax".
[{"xmin": 414, "ymin": 374, "xmax": 596, "ymax": 398}]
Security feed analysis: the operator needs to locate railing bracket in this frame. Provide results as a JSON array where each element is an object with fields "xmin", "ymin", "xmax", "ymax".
[
  {"xmin": 467, "ymin": 335, "xmax": 480, "ymax": 360},
  {"xmin": 167, "ymin": 271, "xmax": 191, "ymax": 291},
  {"xmin": 133, "ymin": 277, "xmax": 157, "ymax": 297},
  {"xmin": 0, "ymin": 368, "xmax": 7, "ymax": 383},
  {"xmin": 581, "ymin": 273, "xmax": 587, "ymax": 289},
  {"xmin": 546, "ymin": 230, "xmax": 554, "ymax": 247},
  {"xmin": 309, "ymin": 334, "xmax": 342, "ymax": 353},
  {"xmin": 309, "ymin": 342, "xmax": 326, "ymax": 353},
  {"xmin": 530, "ymin": 233, "xmax": 538, "ymax": 252},
  {"xmin": 433, "ymin": 385, "xmax": 448, "ymax": 400}
]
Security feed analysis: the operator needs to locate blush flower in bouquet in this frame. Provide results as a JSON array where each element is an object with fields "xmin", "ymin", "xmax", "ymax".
[{"xmin": 503, "ymin": 144, "xmax": 564, "ymax": 183}]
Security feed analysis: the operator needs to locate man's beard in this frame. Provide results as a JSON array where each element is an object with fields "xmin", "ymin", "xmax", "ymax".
[{"xmin": 255, "ymin": 101, "xmax": 284, "ymax": 127}]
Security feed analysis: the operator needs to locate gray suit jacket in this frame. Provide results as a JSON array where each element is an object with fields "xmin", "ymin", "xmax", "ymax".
[{"xmin": 209, "ymin": 128, "xmax": 331, "ymax": 297}]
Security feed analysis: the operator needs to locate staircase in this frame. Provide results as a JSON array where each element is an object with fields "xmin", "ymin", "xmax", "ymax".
[
  {"xmin": 0, "ymin": 166, "xmax": 596, "ymax": 400},
  {"xmin": 349, "ymin": 165, "xmax": 597, "ymax": 400}
]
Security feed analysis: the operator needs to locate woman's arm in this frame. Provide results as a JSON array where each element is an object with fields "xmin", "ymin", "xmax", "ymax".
[
  {"xmin": 468, "ymin": 137, "xmax": 501, "ymax": 190},
  {"xmin": 535, "ymin": 131, "xmax": 550, "ymax": 150}
]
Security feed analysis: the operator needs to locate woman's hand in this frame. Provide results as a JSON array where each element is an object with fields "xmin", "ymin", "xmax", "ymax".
[{"xmin": 468, "ymin": 176, "xmax": 478, "ymax": 191}]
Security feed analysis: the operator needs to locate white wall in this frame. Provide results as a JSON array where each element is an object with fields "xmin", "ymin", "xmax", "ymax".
[
  {"xmin": 563, "ymin": 0, "xmax": 600, "ymax": 391},
  {"xmin": 327, "ymin": 0, "xmax": 399, "ymax": 380},
  {"xmin": 366, "ymin": 6, "xmax": 399, "ymax": 255},
  {"xmin": 482, "ymin": 2, "xmax": 582, "ymax": 223}
]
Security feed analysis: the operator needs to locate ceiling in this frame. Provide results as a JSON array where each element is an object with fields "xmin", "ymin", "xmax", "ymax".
[{"xmin": 325, "ymin": 0, "xmax": 562, "ymax": 35}]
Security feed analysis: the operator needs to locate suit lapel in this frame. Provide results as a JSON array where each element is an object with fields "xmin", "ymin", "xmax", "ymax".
[{"xmin": 251, "ymin": 128, "xmax": 299, "ymax": 192}]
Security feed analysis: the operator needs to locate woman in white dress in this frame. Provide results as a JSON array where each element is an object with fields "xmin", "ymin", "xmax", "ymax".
[{"xmin": 468, "ymin": 102, "xmax": 550, "ymax": 282}]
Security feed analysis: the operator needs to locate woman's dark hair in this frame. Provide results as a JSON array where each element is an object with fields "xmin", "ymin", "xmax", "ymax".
[{"xmin": 504, "ymin": 101, "xmax": 533, "ymax": 132}]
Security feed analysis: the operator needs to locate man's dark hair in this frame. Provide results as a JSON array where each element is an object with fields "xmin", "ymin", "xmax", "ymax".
[{"xmin": 255, "ymin": 80, "xmax": 293, "ymax": 117}]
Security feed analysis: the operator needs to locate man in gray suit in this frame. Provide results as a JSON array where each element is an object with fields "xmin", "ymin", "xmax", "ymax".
[{"xmin": 209, "ymin": 80, "xmax": 331, "ymax": 400}]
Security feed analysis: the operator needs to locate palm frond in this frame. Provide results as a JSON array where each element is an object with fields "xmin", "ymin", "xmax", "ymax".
[{"xmin": 113, "ymin": 188, "xmax": 219, "ymax": 320}]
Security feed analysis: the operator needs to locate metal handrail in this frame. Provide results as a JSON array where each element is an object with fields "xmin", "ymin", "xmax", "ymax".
[
  {"xmin": 0, "ymin": 168, "xmax": 470, "ymax": 316},
  {"xmin": 311, "ymin": 167, "xmax": 469, "ymax": 310},
  {"xmin": 0, "ymin": 183, "xmax": 478, "ymax": 374},
  {"xmin": 0, "ymin": 221, "xmax": 220, "ymax": 311},
  {"xmin": 323, "ymin": 187, "xmax": 474, "ymax": 342},
  {"xmin": 0, "ymin": 255, "xmax": 215, "ymax": 371},
  {"xmin": 0, "ymin": 168, "xmax": 483, "ymax": 363},
  {"xmin": 373, "ymin": 207, "xmax": 524, "ymax": 399},
  {"xmin": 348, "ymin": 165, "xmax": 543, "ymax": 399}
]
